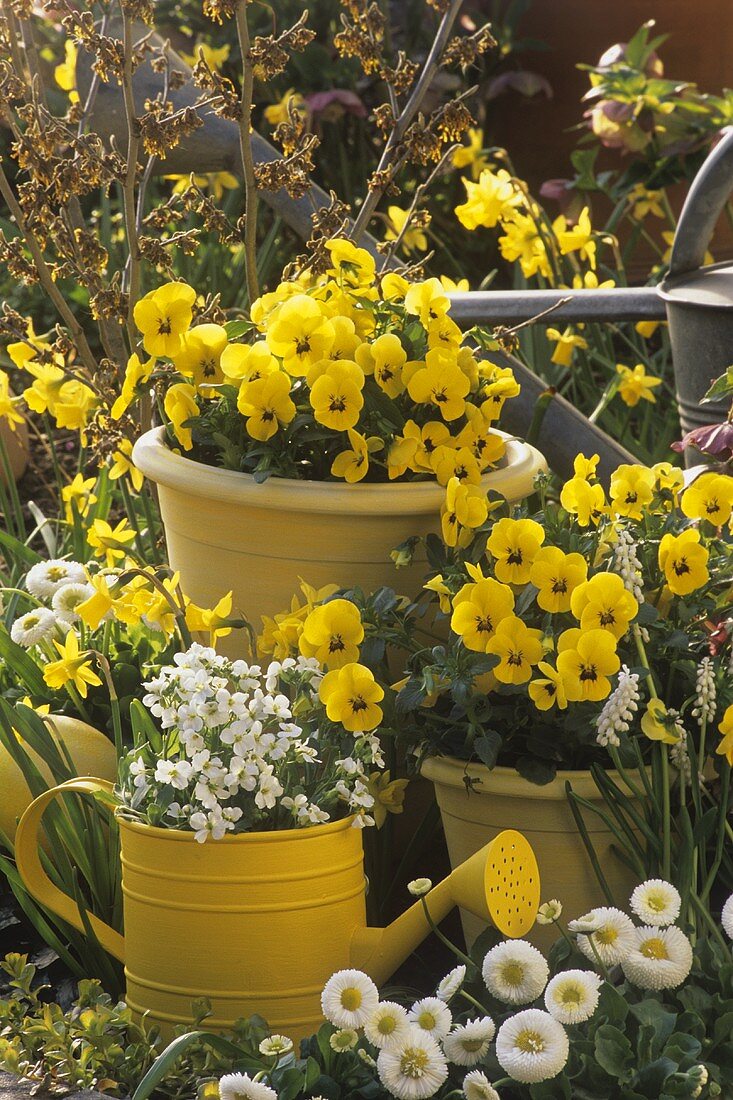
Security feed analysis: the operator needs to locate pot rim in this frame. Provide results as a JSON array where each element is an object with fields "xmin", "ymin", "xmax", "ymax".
[
  {"xmin": 115, "ymin": 809, "xmax": 359, "ymax": 843},
  {"xmin": 132, "ymin": 426, "xmax": 546, "ymax": 516},
  {"xmin": 420, "ymin": 753, "xmax": 644, "ymax": 800}
]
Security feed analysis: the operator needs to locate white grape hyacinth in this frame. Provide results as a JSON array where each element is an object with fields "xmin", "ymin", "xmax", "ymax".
[
  {"xmin": 495, "ymin": 1008, "xmax": 570, "ymax": 1084},
  {"xmin": 218, "ymin": 1074, "xmax": 277, "ymax": 1100},
  {"xmin": 442, "ymin": 1017, "xmax": 496, "ymax": 1066},
  {"xmin": 376, "ymin": 1028, "xmax": 448, "ymax": 1100},
  {"xmin": 321, "ymin": 969, "xmax": 379, "ymax": 1030},
  {"xmin": 462, "ymin": 1070, "xmax": 500, "ymax": 1100},
  {"xmin": 436, "ymin": 964, "xmax": 466, "ymax": 1003},
  {"xmin": 629, "ymin": 879, "xmax": 682, "ymax": 927},
  {"xmin": 722, "ymin": 894, "xmax": 733, "ymax": 940},
  {"xmin": 570, "ymin": 907, "xmax": 636, "ymax": 968},
  {"xmin": 10, "ymin": 607, "xmax": 58, "ymax": 648},
  {"xmin": 408, "ymin": 997, "xmax": 452, "ymax": 1039},
  {"xmin": 621, "ymin": 925, "xmax": 693, "ymax": 990},
  {"xmin": 482, "ymin": 939, "xmax": 549, "ymax": 1005},
  {"xmin": 363, "ymin": 1001, "xmax": 411, "ymax": 1051},
  {"xmin": 595, "ymin": 665, "xmax": 640, "ymax": 748},
  {"xmin": 543, "ymin": 969, "xmax": 602, "ymax": 1025}
]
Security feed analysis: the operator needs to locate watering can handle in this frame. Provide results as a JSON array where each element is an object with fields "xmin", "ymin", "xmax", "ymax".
[
  {"xmin": 670, "ymin": 127, "xmax": 733, "ymax": 276},
  {"xmin": 14, "ymin": 778, "xmax": 125, "ymax": 963}
]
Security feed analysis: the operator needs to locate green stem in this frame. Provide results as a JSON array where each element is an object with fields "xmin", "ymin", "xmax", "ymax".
[{"xmin": 419, "ymin": 895, "xmax": 474, "ymax": 969}]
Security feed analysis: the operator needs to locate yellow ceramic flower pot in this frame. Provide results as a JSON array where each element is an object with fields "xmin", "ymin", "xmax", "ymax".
[
  {"xmin": 421, "ymin": 755, "xmax": 643, "ymax": 950},
  {"xmin": 0, "ymin": 714, "xmax": 117, "ymax": 842},
  {"xmin": 132, "ymin": 427, "xmax": 546, "ymax": 656}
]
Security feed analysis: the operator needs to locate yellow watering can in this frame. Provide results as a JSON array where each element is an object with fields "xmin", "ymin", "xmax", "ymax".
[{"xmin": 15, "ymin": 778, "xmax": 541, "ymax": 1041}]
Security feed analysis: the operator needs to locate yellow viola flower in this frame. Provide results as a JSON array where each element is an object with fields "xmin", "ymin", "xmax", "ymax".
[
  {"xmin": 220, "ymin": 340, "xmax": 278, "ymax": 384},
  {"xmin": 432, "ymin": 444, "xmax": 482, "ymax": 487},
  {"xmin": 356, "ymin": 333, "xmax": 406, "ymax": 398},
  {"xmin": 164, "ymin": 381, "xmax": 199, "ymax": 451},
  {"xmin": 615, "ymin": 363, "xmax": 662, "ymax": 407},
  {"xmin": 365, "ymin": 771, "xmax": 409, "ymax": 829},
  {"xmin": 573, "ymin": 454, "xmax": 599, "ymax": 480},
  {"xmin": 185, "ymin": 592, "xmax": 234, "ymax": 646},
  {"xmin": 450, "ymin": 576, "xmax": 515, "ymax": 652},
  {"xmin": 238, "ymin": 371, "xmax": 296, "ymax": 441},
  {"xmin": 658, "ymin": 528, "xmax": 709, "ymax": 596},
  {"xmin": 325, "ymin": 316, "xmax": 362, "ymax": 363},
  {"xmin": 403, "ymin": 279, "xmax": 450, "ymax": 327},
  {"xmin": 641, "ymin": 699, "xmax": 682, "ymax": 745},
  {"xmin": 546, "ymin": 327, "xmax": 589, "ymax": 367},
  {"xmin": 486, "ymin": 517, "xmax": 545, "ymax": 585},
  {"xmin": 54, "ymin": 40, "xmax": 79, "ymax": 103},
  {"xmin": 266, "ymin": 294, "xmax": 335, "ymax": 376},
  {"xmin": 182, "ymin": 41, "xmax": 231, "ymax": 72},
  {"xmin": 404, "ymin": 419, "xmax": 453, "ymax": 473},
  {"xmin": 570, "ymin": 573, "xmax": 639, "ymax": 639},
  {"xmin": 331, "ymin": 429, "xmax": 379, "ymax": 483},
  {"xmin": 87, "ymin": 517, "xmax": 136, "ymax": 568},
  {"xmin": 627, "ymin": 184, "xmax": 665, "ymax": 220},
  {"xmin": 319, "ymin": 662, "xmax": 384, "ymax": 733},
  {"xmin": 716, "ymin": 704, "xmax": 733, "ymax": 766},
  {"xmin": 635, "ymin": 320, "xmax": 663, "ymax": 339},
  {"xmin": 609, "ymin": 464, "xmax": 655, "ymax": 521},
  {"xmin": 325, "ymin": 239, "xmax": 376, "ymax": 291},
  {"xmin": 652, "ymin": 461, "xmax": 684, "ymax": 495},
  {"xmin": 108, "ymin": 438, "xmax": 143, "ymax": 492},
  {"xmin": 479, "ymin": 364, "xmax": 521, "ymax": 422},
  {"xmin": 133, "ymin": 282, "xmax": 197, "ymax": 358},
  {"xmin": 427, "ymin": 315, "xmax": 463, "ymax": 353},
  {"xmin": 487, "ymin": 615, "xmax": 543, "ymax": 685},
  {"xmin": 528, "ymin": 661, "xmax": 568, "ymax": 712},
  {"xmin": 455, "ymin": 168, "xmax": 520, "ymax": 230},
  {"xmin": 441, "ymin": 476, "xmax": 489, "ymax": 548},
  {"xmin": 43, "ymin": 631, "xmax": 102, "ymax": 698},
  {"xmin": 300, "ymin": 598, "xmax": 364, "ymax": 669},
  {"xmin": 530, "ymin": 546, "xmax": 588, "ymax": 613},
  {"xmin": 451, "ymin": 127, "xmax": 488, "ymax": 179},
  {"xmin": 77, "ymin": 573, "xmax": 116, "ymax": 631},
  {"xmin": 552, "ymin": 207, "xmax": 596, "ymax": 269},
  {"xmin": 62, "ymin": 474, "xmax": 97, "ymax": 523},
  {"xmin": 380, "ymin": 272, "xmax": 410, "ymax": 300},
  {"xmin": 498, "ymin": 211, "xmax": 552, "ymax": 280},
  {"xmin": 111, "ymin": 353, "xmax": 154, "ymax": 419},
  {"xmin": 681, "ymin": 472, "xmax": 733, "ymax": 527},
  {"xmin": 384, "ymin": 205, "xmax": 427, "ymax": 254},
  {"xmin": 455, "ymin": 407, "xmax": 506, "ymax": 470},
  {"xmin": 439, "ymin": 275, "xmax": 470, "ymax": 292},
  {"xmin": 407, "ymin": 351, "xmax": 470, "ymax": 422},
  {"xmin": 172, "ymin": 323, "xmax": 228, "ymax": 389},
  {"xmin": 386, "ymin": 433, "xmax": 420, "ymax": 480},
  {"xmin": 556, "ymin": 627, "xmax": 620, "ymax": 702},
  {"xmin": 250, "ymin": 282, "xmax": 301, "ymax": 330},
  {"xmin": 263, "ymin": 87, "xmax": 307, "ymax": 126},
  {"xmin": 310, "ymin": 361, "xmax": 364, "ymax": 432},
  {"xmin": 424, "ymin": 574, "xmax": 452, "ymax": 615},
  {"xmin": 560, "ymin": 475, "xmax": 607, "ymax": 527}
]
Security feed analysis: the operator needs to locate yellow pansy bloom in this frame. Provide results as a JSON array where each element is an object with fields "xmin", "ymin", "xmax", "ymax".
[
  {"xmin": 51, "ymin": 381, "xmax": 97, "ymax": 432},
  {"xmin": 300, "ymin": 598, "xmax": 364, "ymax": 669},
  {"xmin": 87, "ymin": 517, "xmax": 136, "ymax": 568},
  {"xmin": 407, "ymin": 351, "xmax": 470, "ymax": 422},
  {"xmin": 441, "ymin": 477, "xmax": 489, "ymax": 548},
  {"xmin": 238, "ymin": 371, "xmax": 295, "ymax": 441},
  {"xmin": 487, "ymin": 615, "xmax": 543, "ymax": 685},
  {"xmin": 108, "ymin": 438, "xmax": 144, "ymax": 492},
  {"xmin": 615, "ymin": 363, "xmax": 662, "ymax": 407},
  {"xmin": 266, "ymin": 294, "xmax": 335, "ymax": 376},
  {"xmin": 164, "ymin": 381, "xmax": 199, "ymax": 451},
  {"xmin": 530, "ymin": 546, "xmax": 588, "ymax": 613},
  {"xmin": 609, "ymin": 464, "xmax": 655, "ymax": 521},
  {"xmin": 716, "ymin": 704, "xmax": 733, "ymax": 766},
  {"xmin": 324, "ymin": 239, "xmax": 376, "ymax": 291},
  {"xmin": 546, "ymin": 327, "xmax": 589, "ymax": 367},
  {"xmin": 427, "ymin": 315, "xmax": 463, "ymax": 352},
  {"xmin": 432, "ymin": 444, "xmax": 482, "ymax": 487},
  {"xmin": 570, "ymin": 573, "xmax": 638, "ymax": 639},
  {"xmin": 658, "ymin": 528, "xmax": 709, "ymax": 596},
  {"xmin": 424, "ymin": 574, "xmax": 452, "ymax": 615},
  {"xmin": 384, "ymin": 205, "xmax": 427, "ymax": 254},
  {"xmin": 185, "ymin": 592, "xmax": 234, "ymax": 646},
  {"xmin": 43, "ymin": 631, "xmax": 102, "ymax": 699},
  {"xmin": 681, "ymin": 472, "xmax": 733, "ymax": 527},
  {"xmin": 480, "ymin": 364, "xmax": 521, "ymax": 422},
  {"xmin": 450, "ymin": 576, "xmax": 514, "ymax": 652},
  {"xmin": 111, "ymin": 353, "xmax": 154, "ymax": 419},
  {"xmin": 573, "ymin": 454, "xmax": 599, "ymax": 480},
  {"xmin": 366, "ymin": 771, "xmax": 409, "ymax": 829},
  {"xmin": 319, "ymin": 662, "xmax": 384, "ymax": 733},
  {"xmin": 23, "ymin": 363, "xmax": 67, "ymax": 417},
  {"xmin": 356, "ymin": 333, "xmax": 406, "ymax": 398},
  {"xmin": 556, "ymin": 627, "xmax": 619, "ymax": 702},
  {"xmin": 486, "ymin": 517, "xmax": 545, "ymax": 585},
  {"xmin": 553, "ymin": 207, "xmax": 596, "ymax": 269},
  {"xmin": 403, "ymin": 279, "xmax": 450, "ymax": 327},
  {"xmin": 173, "ymin": 323, "xmax": 228, "ymax": 389},
  {"xmin": 310, "ymin": 360, "xmax": 364, "ymax": 431},
  {"xmin": 455, "ymin": 168, "xmax": 520, "ymax": 230},
  {"xmin": 528, "ymin": 662, "xmax": 568, "ymax": 711},
  {"xmin": 641, "ymin": 699, "xmax": 682, "ymax": 745},
  {"xmin": 560, "ymin": 475, "xmax": 607, "ymax": 527},
  {"xmin": 220, "ymin": 340, "xmax": 278, "ymax": 384},
  {"xmin": 133, "ymin": 282, "xmax": 196, "ymax": 358},
  {"xmin": 331, "ymin": 429, "xmax": 378, "ymax": 484}
]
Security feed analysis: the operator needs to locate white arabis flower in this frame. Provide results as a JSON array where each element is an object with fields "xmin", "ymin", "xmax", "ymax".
[
  {"xmin": 495, "ymin": 1008, "xmax": 569, "ymax": 1084},
  {"xmin": 10, "ymin": 608, "xmax": 58, "ymax": 648},
  {"xmin": 535, "ymin": 900, "xmax": 562, "ymax": 925},
  {"xmin": 26, "ymin": 559, "xmax": 87, "ymax": 599},
  {"xmin": 408, "ymin": 997, "xmax": 452, "ymax": 1039},
  {"xmin": 329, "ymin": 1029, "xmax": 359, "ymax": 1052},
  {"xmin": 543, "ymin": 969, "xmax": 601, "ymax": 1025},
  {"xmin": 482, "ymin": 940, "xmax": 549, "ymax": 1005},
  {"xmin": 443, "ymin": 1018, "xmax": 495, "ymax": 1066},
  {"xmin": 595, "ymin": 665, "xmax": 640, "ymax": 748},
  {"xmin": 218, "ymin": 1074, "xmax": 277, "ymax": 1100},
  {"xmin": 258, "ymin": 1034, "xmax": 293, "ymax": 1057},
  {"xmin": 321, "ymin": 969, "xmax": 379, "ymax": 1029},
  {"xmin": 408, "ymin": 878, "xmax": 432, "ymax": 897},
  {"xmin": 571, "ymin": 907, "xmax": 636, "ymax": 968},
  {"xmin": 377, "ymin": 1028, "xmax": 448, "ymax": 1100},
  {"xmin": 155, "ymin": 758, "xmax": 194, "ymax": 790},
  {"xmin": 462, "ymin": 1070, "xmax": 500, "ymax": 1100},
  {"xmin": 722, "ymin": 894, "xmax": 733, "ymax": 940},
  {"xmin": 363, "ymin": 1001, "xmax": 411, "ymax": 1050},
  {"xmin": 436, "ymin": 964, "xmax": 466, "ymax": 1003},
  {"xmin": 629, "ymin": 879, "xmax": 681, "ymax": 927},
  {"xmin": 621, "ymin": 925, "xmax": 693, "ymax": 990}
]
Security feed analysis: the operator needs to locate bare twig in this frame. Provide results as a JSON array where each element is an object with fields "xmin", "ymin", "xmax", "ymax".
[
  {"xmin": 378, "ymin": 143, "xmax": 458, "ymax": 270},
  {"xmin": 234, "ymin": 2, "xmax": 260, "ymax": 304},
  {"xmin": 120, "ymin": 8, "xmax": 143, "ymax": 343}
]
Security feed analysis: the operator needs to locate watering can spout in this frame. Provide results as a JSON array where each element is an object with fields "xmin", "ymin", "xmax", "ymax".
[{"xmin": 350, "ymin": 830, "xmax": 540, "ymax": 987}]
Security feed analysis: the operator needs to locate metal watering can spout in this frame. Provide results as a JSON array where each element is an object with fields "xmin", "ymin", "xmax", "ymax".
[{"xmin": 351, "ymin": 830, "xmax": 540, "ymax": 986}]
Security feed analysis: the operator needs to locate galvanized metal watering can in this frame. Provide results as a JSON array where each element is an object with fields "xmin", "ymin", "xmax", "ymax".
[{"xmin": 15, "ymin": 778, "xmax": 540, "ymax": 1040}]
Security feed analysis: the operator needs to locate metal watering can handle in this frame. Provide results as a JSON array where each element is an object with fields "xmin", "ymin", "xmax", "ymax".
[
  {"xmin": 670, "ymin": 127, "xmax": 733, "ymax": 276},
  {"xmin": 14, "ymin": 778, "xmax": 125, "ymax": 963}
]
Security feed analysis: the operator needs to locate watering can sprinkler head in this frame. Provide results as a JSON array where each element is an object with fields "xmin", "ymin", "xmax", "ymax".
[{"xmin": 350, "ymin": 829, "xmax": 541, "ymax": 987}]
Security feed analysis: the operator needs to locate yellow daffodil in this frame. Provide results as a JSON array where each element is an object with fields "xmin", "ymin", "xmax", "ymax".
[
  {"xmin": 452, "ymin": 128, "xmax": 488, "ymax": 179},
  {"xmin": 658, "ymin": 528, "xmax": 709, "ymax": 596},
  {"xmin": 182, "ymin": 41, "xmax": 230, "ymax": 72},
  {"xmin": 108, "ymin": 438, "xmax": 143, "ymax": 492},
  {"xmin": 528, "ymin": 661, "xmax": 568, "ymax": 711},
  {"xmin": 366, "ymin": 771, "xmax": 409, "ymax": 829},
  {"xmin": 572, "ymin": 272, "xmax": 615, "ymax": 290},
  {"xmin": 22, "ymin": 363, "xmax": 67, "ymax": 417},
  {"xmin": 185, "ymin": 592, "xmax": 234, "ymax": 646},
  {"xmin": 455, "ymin": 168, "xmax": 520, "ymax": 230},
  {"xmin": 43, "ymin": 631, "xmax": 102, "ymax": 698},
  {"xmin": 164, "ymin": 381, "xmax": 199, "ymax": 451},
  {"xmin": 87, "ymin": 517, "xmax": 136, "ymax": 567},
  {"xmin": 356, "ymin": 333, "xmax": 406, "ymax": 398},
  {"xmin": 319, "ymin": 662, "xmax": 384, "ymax": 733},
  {"xmin": 662, "ymin": 230, "xmax": 712, "ymax": 267},
  {"xmin": 384, "ymin": 205, "xmax": 427, "ymax": 254},
  {"xmin": 403, "ymin": 279, "xmax": 450, "ymax": 327},
  {"xmin": 406, "ymin": 350, "xmax": 470, "ymax": 422},
  {"xmin": 310, "ymin": 361, "xmax": 364, "ymax": 431},
  {"xmin": 441, "ymin": 476, "xmax": 489, "ymax": 548},
  {"xmin": 609, "ymin": 464, "xmax": 655, "ymax": 521},
  {"xmin": 560, "ymin": 475, "xmax": 607, "ymax": 527},
  {"xmin": 266, "ymin": 294, "xmax": 335, "ymax": 376},
  {"xmin": 424, "ymin": 573, "xmax": 452, "ymax": 615},
  {"xmin": 0, "ymin": 371, "xmax": 24, "ymax": 430},
  {"xmin": 681, "ymin": 472, "xmax": 733, "ymax": 527},
  {"xmin": 487, "ymin": 615, "xmax": 543, "ymax": 684},
  {"xmin": 486, "ymin": 517, "xmax": 545, "ymax": 585},
  {"xmin": 325, "ymin": 239, "xmax": 376, "ymax": 291},
  {"xmin": 133, "ymin": 282, "xmax": 197, "ymax": 358},
  {"xmin": 546, "ymin": 327, "xmax": 588, "ymax": 367},
  {"xmin": 530, "ymin": 546, "xmax": 588, "ymax": 613},
  {"xmin": 450, "ymin": 576, "xmax": 515, "ymax": 652},
  {"xmin": 556, "ymin": 627, "xmax": 620, "ymax": 702},
  {"xmin": 716, "ymin": 704, "xmax": 733, "ymax": 766},
  {"xmin": 498, "ymin": 211, "xmax": 552, "ymax": 279},
  {"xmin": 111, "ymin": 353, "xmax": 154, "ymax": 419},
  {"xmin": 553, "ymin": 207, "xmax": 596, "ymax": 269},
  {"xmin": 173, "ymin": 323, "xmax": 228, "ymax": 389},
  {"xmin": 570, "ymin": 573, "xmax": 639, "ymax": 639},
  {"xmin": 137, "ymin": 575, "xmax": 181, "ymax": 637},
  {"xmin": 166, "ymin": 171, "xmax": 239, "ymax": 201},
  {"xmin": 300, "ymin": 598, "xmax": 364, "ymax": 668},
  {"xmin": 77, "ymin": 573, "xmax": 116, "ymax": 631},
  {"xmin": 238, "ymin": 371, "xmax": 296, "ymax": 441},
  {"xmin": 331, "ymin": 429, "xmax": 380, "ymax": 483},
  {"xmin": 615, "ymin": 363, "xmax": 662, "ymax": 407},
  {"xmin": 439, "ymin": 275, "xmax": 470, "ymax": 292},
  {"xmin": 641, "ymin": 699, "xmax": 682, "ymax": 745},
  {"xmin": 62, "ymin": 474, "xmax": 97, "ymax": 523},
  {"xmin": 263, "ymin": 87, "xmax": 307, "ymax": 126},
  {"xmin": 221, "ymin": 340, "xmax": 278, "ymax": 384}
]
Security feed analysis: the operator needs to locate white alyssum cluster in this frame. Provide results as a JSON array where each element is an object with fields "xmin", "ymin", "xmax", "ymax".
[
  {"xmin": 595, "ymin": 665, "xmax": 640, "ymax": 748},
  {"xmin": 9, "ymin": 558, "xmax": 94, "ymax": 648},
  {"xmin": 119, "ymin": 644, "xmax": 382, "ymax": 840},
  {"xmin": 691, "ymin": 656, "xmax": 716, "ymax": 727},
  {"xmin": 612, "ymin": 526, "xmax": 645, "ymax": 603}
]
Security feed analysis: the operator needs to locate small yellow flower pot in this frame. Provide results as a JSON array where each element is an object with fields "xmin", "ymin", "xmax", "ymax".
[
  {"xmin": 422, "ymin": 755, "xmax": 644, "ymax": 950},
  {"xmin": 132, "ymin": 427, "xmax": 546, "ymax": 656}
]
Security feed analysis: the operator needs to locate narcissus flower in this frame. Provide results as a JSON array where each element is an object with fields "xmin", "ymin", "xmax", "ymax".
[
  {"xmin": 498, "ymin": 211, "xmax": 552, "ymax": 280},
  {"xmin": 263, "ymin": 87, "xmax": 307, "ymax": 126},
  {"xmin": 609, "ymin": 464, "xmax": 655, "ymax": 520},
  {"xmin": 616, "ymin": 363, "xmax": 662, "ymax": 407},
  {"xmin": 87, "ymin": 517, "xmax": 136, "ymax": 567},
  {"xmin": 164, "ymin": 381, "xmax": 199, "ymax": 451},
  {"xmin": 716, "ymin": 704, "xmax": 733, "ymax": 766},
  {"xmin": 266, "ymin": 295, "xmax": 335, "ymax": 375},
  {"xmin": 681, "ymin": 472, "xmax": 733, "ymax": 527},
  {"xmin": 133, "ymin": 282, "xmax": 196, "ymax": 358},
  {"xmin": 530, "ymin": 546, "xmax": 587, "ymax": 613},
  {"xmin": 487, "ymin": 517, "xmax": 545, "ymax": 585},
  {"xmin": 184, "ymin": 592, "xmax": 234, "ymax": 646},
  {"xmin": 384, "ymin": 205, "xmax": 428, "ymax": 254},
  {"xmin": 451, "ymin": 127, "xmax": 488, "ymax": 178},
  {"xmin": 545, "ymin": 327, "xmax": 588, "ymax": 367},
  {"xmin": 441, "ymin": 477, "xmax": 489, "ymax": 548},
  {"xmin": 553, "ymin": 206, "xmax": 596, "ymax": 268},
  {"xmin": 300, "ymin": 598, "xmax": 364, "ymax": 668},
  {"xmin": 237, "ymin": 371, "xmax": 295, "ymax": 441},
  {"xmin": 366, "ymin": 771, "xmax": 409, "ymax": 828},
  {"xmin": 0, "ymin": 371, "xmax": 24, "ymax": 430},
  {"xmin": 111, "ymin": 353, "xmax": 154, "ymax": 419},
  {"xmin": 43, "ymin": 631, "xmax": 102, "ymax": 698},
  {"xmin": 556, "ymin": 627, "xmax": 620, "ymax": 702},
  {"xmin": 487, "ymin": 616, "xmax": 543, "ymax": 684},
  {"xmin": 455, "ymin": 168, "xmax": 520, "ymax": 230},
  {"xmin": 319, "ymin": 662, "xmax": 384, "ymax": 732},
  {"xmin": 658, "ymin": 528, "xmax": 709, "ymax": 595},
  {"xmin": 570, "ymin": 572, "xmax": 638, "ymax": 639},
  {"xmin": 173, "ymin": 323, "xmax": 228, "ymax": 388},
  {"xmin": 108, "ymin": 438, "xmax": 144, "ymax": 492},
  {"xmin": 450, "ymin": 576, "xmax": 515, "ymax": 652}
]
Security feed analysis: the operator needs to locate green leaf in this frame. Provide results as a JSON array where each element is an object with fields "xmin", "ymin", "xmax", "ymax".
[
  {"xmin": 629, "ymin": 1000, "xmax": 677, "ymax": 1052},
  {"xmin": 0, "ymin": 628, "xmax": 47, "ymax": 696},
  {"xmin": 594, "ymin": 1023, "xmax": 633, "ymax": 1079},
  {"xmin": 473, "ymin": 730, "xmax": 502, "ymax": 769},
  {"xmin": 515, "ymin": 755, "xmax": 557, "ymax": 785}
]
